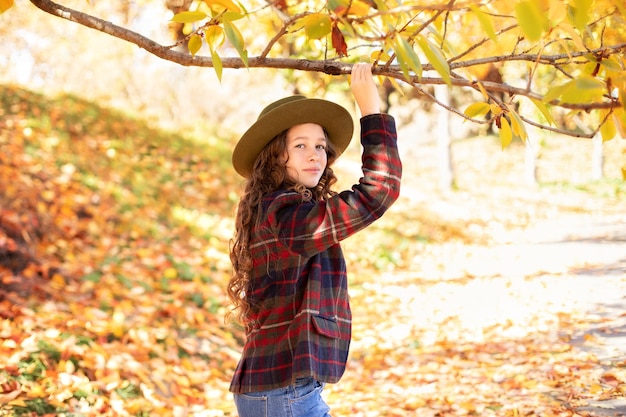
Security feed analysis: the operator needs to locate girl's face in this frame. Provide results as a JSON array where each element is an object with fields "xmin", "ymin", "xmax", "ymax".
[{"xmin": 284, "ymin": 123, "xmax": 328, "ymax": 188}]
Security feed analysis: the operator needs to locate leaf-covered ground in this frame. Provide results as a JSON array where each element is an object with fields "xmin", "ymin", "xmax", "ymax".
[{"xmin": 1, "ymin": 85, "xmax": 625, "ymax": 416}]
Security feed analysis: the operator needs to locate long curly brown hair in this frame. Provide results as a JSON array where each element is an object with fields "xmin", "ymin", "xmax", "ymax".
[{"xmin": 227, "ymin": 127, "xmax": 340, "ymax": 326}]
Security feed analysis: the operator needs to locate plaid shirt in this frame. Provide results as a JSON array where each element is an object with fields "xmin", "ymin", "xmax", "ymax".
[{"xmin": 229, "ymin": 113, "xmax": 402, "ymax": 394}]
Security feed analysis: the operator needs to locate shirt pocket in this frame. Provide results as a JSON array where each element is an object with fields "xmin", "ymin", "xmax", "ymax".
[{"xmin": 311, "ymin": 315, "xmax": 340, "ymax": 339}]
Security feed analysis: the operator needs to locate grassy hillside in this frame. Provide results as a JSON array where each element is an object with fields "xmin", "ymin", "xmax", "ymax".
[{"xmin": 0, "ymin": 85, "xmax": 243, "ymax": 416}]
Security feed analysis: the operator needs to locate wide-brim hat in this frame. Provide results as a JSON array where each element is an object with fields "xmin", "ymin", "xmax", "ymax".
[{"xmin": 232, "ymin": 95, "xmax": 354, "ymax": 178}]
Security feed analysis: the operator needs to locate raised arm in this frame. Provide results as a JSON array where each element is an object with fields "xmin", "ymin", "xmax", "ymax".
[{"xmin": 350, "ymin": 63, "xmax": 381, "ymax": 117}]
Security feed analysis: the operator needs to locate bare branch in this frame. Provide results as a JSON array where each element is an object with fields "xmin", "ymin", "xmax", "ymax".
[{"xmin": 449, "ymin": 44, "xmax": 626, "ymax": 71}]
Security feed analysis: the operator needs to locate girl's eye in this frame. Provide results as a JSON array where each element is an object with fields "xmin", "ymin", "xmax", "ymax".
[{"xmin": 316, "ymin": 144, "xmax": 326, "ymax": 150}]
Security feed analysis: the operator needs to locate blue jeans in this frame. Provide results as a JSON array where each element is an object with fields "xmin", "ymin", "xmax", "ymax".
[{"xmin": 233, "ymin": 377, "xmax": 331, "ymax": 417}]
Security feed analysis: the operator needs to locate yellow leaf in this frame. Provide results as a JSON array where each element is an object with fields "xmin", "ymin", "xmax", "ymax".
[
  {"xmin": 570, "ymin": 0, "xmax": 591, "ymax": 31},
  {"xmin": 394, "ymin": 36, "xmax": 422, "ymax": 82},
  {"xmin": 506, "ymin": 104, "xmax": 527, "ymax": 141},
  {"xmin": 469, "ymin": 5, "xmax": 496, "ymax": 42},
  {"xmin": 475, "ymin": 81, "xmax": 489, "ymax": 101},
  {"xmin": 211, "ymin": 49, "xmax": 223, "ymax": 82},
  {"xmin": 417, "ymin": 35, "xmax": 450, "ymax": 85},
  {"xmin": 464, "ymin": 101, "xmax": 491, "ymax": 118},
  {"xmin": 600, "ymin": 111, "xmax": 616, "ymax": 142},
  {"xmin": 515, "ymin": 0, "xmax": 548, "ymax": 42},
  {"xmin": 0, "ymin": 0, "xmax": 13, "ymax": 13},
  {"xmin": 347, "ymin": 0, "xmax": 372, "ymax": 16},
  {"xmin": 543, "ymin": 82, "xmax": 569, "ymax": 103},
  {"xmin": 164, "ymin": 267, "xmax": 178, "ymax": 279},
  {"xmin": 8, "ymin": 399, "xmax": 27, "ymax": 408},
  {"xmin": 404, "ymin": 396, "xmax": 427, "ymax": 410},
  {"xmin": 111, "ymin": 309, "xmax": 126, "ymax": 339},
  {"xmin": 459, "ymin": 401, "xmax": 476, "ymax": 411},
  {"xmin": 205, "ymin": 26, "xmax": 225, "ymax": 50},
  {"xmin": 548, "ymin": 0, "xmax": 567, "ymax": 25},
  {"xmin": 329, "ymin": 0, "xmax": 371, "ymax": 15},
  {"xmin": 188, "ymin": 34, "xmax": 203, "ymax": 56},
  {"xmin": 544, "ymin": 76, "xmax": 606, "ymax": 105},
  {"xmin": 583, "ymin": 333, "xmax": 597, "ymax": 342},
  {"xmin": 601, "ymin": 57, "xmax": 623, "ymax": 73},
  {"xmin": 490, "ymin": 103, "xmax": 503, "ymax": 116},
  {"xmin": 499, "ymin": 117, "xmax": 513, "ymax": 149},
  {"xmin": 560, "ymin": 76, "xmax": 606, "ymax": 104},
  {"xmin": 58, "ymin": 359, "xmax": 76, "ymax": 374},
  {"xmin": 386, "ymin": 76, "xmax": 405, "ymax": 96},
  {"xmin": 171, "ymin": 11, "xmax": 207, "ymax": 24},
  {"xmin": 530, "ymin": 97, "xmax": 556, "ymax": 125},
  {"xmin": 370, "ymin": 50, "xmax": 390, "ymax": 63},
  {"xmin": 556, "ymin": 22, "xmax": 586, "ymax": 51},
  {"xmin": 26, "ymin": 385, "xmax": 46, "ymax": 398},
  {"xmin": 590, "ymin": 383, "xmax": 604, "ymax": 394},
  {"xmin": 299, "ymin": 13, "xmax": 332, "ymax": 40},
  {"xmin": 223, "ymin": 20, "xmax": 248, "ymax": 66},
  {"xmin": 50, "ymin": 273, "xmax": 66, "ymax": 289},
  {"xmin": 612, "ymin": 109, "xmax": 626, "ymax": 138},
  {"xmin": 181, "ymin": 357, "xmax": 194, "ymax": 371},
  {"xmin": 204, "ymin": 0, "xmax": 241, "ymax": 13},
  {"xmin": 222, "ymin": 11, "xmax": 244, "ymax": 21}
]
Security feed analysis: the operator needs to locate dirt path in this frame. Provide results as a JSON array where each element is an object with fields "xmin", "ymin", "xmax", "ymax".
[{"xmin": 327, "ymin": 207, "xmax": 626, "ymax": 416}]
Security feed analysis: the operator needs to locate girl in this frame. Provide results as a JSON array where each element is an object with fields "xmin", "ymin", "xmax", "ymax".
[{"xmin": 228, "ymin": 63, "xmax": 402, "ymax": 417}]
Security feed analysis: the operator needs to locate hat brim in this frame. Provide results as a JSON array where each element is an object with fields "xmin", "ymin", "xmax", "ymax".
[{"xmin": 232, "ymin": 98, "xmax": 354, "ymax": 178}]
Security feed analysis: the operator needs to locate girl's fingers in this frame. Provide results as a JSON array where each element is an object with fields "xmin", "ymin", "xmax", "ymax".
[{"xmin": 351, "ymin": 63, "xmax": 369, "ymax": 80}]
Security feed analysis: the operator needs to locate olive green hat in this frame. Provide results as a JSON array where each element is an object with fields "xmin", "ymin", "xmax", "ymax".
[{"xmin": 232, "ymin": 95, "xmax": 354, "ymax": 178}]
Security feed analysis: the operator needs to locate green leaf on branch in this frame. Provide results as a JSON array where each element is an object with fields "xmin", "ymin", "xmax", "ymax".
[
  {"xmin": 601, "ymin": 56, "xmax": 623, "ymax": 73},
  {"xmin": 222, "ymin": 11, "xmax": 245, "ymax": 22},
  {"xmin": 562, "ymin": 76, "xmax": 606, "ymax": 104},
  {"xmin": 394, "ymin": 36, "xmax": 421, "ymax": 82},
  {"xmin": 544, "ymin": 76, "xmax": 606, "ymax": 105},
  {"xmin": 543, "ymin": 82, "xmax": 569, "ymax": 104},
  {"xmin": 171, "ymin": 11, "xmax": 208, "ymax": 24},
  {"xmin": 211, "ymin": 49, "xmax": 223, "ymax": 82},
  {"xmin": 417, "ymin": 35, "xmax": 451, "ymax": 86},
  {"xmin": 223, "ymin": 20, "xmax": 248, "ymax": 67},
  {"xmin": 530, "ymin": 98, "xmax": 556, "ymax": 126}
]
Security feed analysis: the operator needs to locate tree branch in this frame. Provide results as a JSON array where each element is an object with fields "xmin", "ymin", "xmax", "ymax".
[{"xmin": 28, "ymin": 0, "xmax": 624, "ymax": 116}]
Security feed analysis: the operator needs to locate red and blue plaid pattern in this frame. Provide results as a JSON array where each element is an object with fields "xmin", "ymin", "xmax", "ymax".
[{"xmin": 229, "ymin": 114, "xmax": 402, "ymax": 394}]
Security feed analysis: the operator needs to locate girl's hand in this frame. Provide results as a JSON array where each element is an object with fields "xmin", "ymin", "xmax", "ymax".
[{"xmin": 350, "ymin": 63, "xmax": 381, "ymax": 116}]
